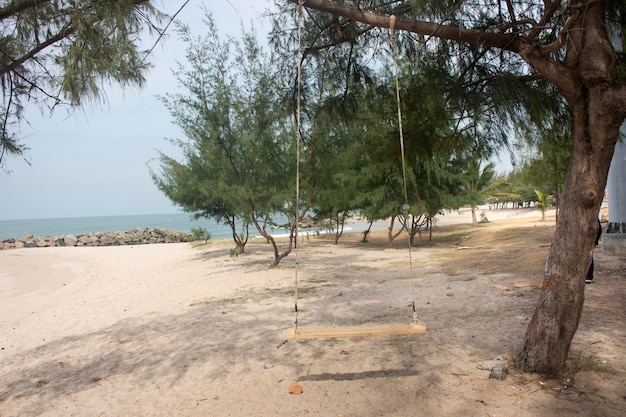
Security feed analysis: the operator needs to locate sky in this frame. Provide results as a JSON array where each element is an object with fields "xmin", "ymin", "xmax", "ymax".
[
  {"xmin": 0, "ymin": 0, "xmax": 274, "ymax": 220},
  {"xmin": 0, "ymin": 1, "xmax": 514, "ymax": 221}
]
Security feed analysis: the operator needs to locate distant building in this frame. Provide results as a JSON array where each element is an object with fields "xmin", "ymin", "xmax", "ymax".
[{"xmin": 604, "ymin": 130, "xmax": 626, "ymax": 255}]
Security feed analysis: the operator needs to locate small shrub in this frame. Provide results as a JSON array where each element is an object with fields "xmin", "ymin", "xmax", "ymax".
[{"xmin": 191, "ymin": 227, "xmax": 211, "ymax": 243}]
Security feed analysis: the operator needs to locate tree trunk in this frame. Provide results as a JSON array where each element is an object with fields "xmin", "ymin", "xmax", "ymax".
[
  {"xmin": 387, "ymin": 215, "xmax": 404, "ymax": 248},
  {"xmin": 407, "ymin": 214, "xmax": 427, "ymax": 245},
  {"xmin": 516, "ymin": 87, "xmax": 620, "ymax": 374},
  {"xmin": 515, "ymin": 0, "xmax": 625, "ymax": 373},
  {"xmin": 362, "ymin": 219, "xmax": 374, "ymax": 243},
  {"xmin": 227, "ymin": 217, "xmax": 248, "ymax": 254},
  {"xmin": 251, "ymin": 209, "xmax": 307, "ymax": 267},
  {"xmin": 471, "ymin": 204, "xmax": 477, "ymax": 226},
  {"xmin": 334, "ymin": 211, "xmax": 346, "ymax": 244},
  {"xmin": 553, "ymin": 162, "xmax": 561, "ymax": 224}
]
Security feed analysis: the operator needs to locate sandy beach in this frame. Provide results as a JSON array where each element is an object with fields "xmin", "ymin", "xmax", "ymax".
[{"xmin": 1, "ymin": 207, "xmax": 625, "ymax": 416}]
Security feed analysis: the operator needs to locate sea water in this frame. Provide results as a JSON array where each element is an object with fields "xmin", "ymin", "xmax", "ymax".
[
  {"xmin": 0, "ymin": 212, "xmax": 382, "ymax": 242},
  {"xmin": 0, "ymin": 212, "xmax": 234, "ymax": 241}
]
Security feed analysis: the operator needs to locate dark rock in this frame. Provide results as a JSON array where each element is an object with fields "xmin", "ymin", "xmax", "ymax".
[
  {"xmin": 1, "ymin": 228, "xmax": 191, "ymax": 250},
  {"xmin": 489, "ymin": 365, "xmax": 509, "ymax": 381}
]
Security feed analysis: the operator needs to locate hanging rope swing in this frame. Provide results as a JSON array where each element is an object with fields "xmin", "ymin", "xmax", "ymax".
[{"xmin": 284, "ymin": 11, "xmax": 426, "ymax": 339}]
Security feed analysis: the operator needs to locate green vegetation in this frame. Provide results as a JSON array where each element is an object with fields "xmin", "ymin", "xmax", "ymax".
[
  {"xmin": 190, "ymin": 227, "xmax": 211, "ymax": 243},
  {"xmin": 460, "ymin": 160, "xmax": 497, "ymax": 227},
  {"xmin": 535, "ymin": 189, "xmax": 552, "ymax": 221},
  {"xmin": 150, "ymin": 14, "xmax": 300, "ymax": 265},
  {"xmin": 152, "ymin": 5, "xmax": 573, "ymax": 264}
]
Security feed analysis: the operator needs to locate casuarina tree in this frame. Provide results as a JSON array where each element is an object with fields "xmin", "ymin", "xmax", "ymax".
[{"xmin": 152, "ymin": 13, "xmax": 299, "ymax": 266}]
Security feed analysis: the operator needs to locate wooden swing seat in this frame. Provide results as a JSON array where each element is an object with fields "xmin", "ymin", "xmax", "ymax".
[{"xmin": 285, "ymin": 322, "xmax": 427, "ymax": 339}]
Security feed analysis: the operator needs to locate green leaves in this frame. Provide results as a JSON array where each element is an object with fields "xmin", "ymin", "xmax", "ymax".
[
  {"xmin": 1, "ymin": 0, "xmax": 165, "ymax": 166},
  {"xmin": 151, "ymin": 11, "xmax": 294, "ymax": 249},
  {"xmin": 534, "ymin": 189, "xmax": 552, "ymax": 220}
]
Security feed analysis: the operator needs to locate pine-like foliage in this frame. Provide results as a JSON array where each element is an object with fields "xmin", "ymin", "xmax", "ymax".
[
  {"xmin": 151, "ymin": 13, "xmax": 295, "ymax": 261},
  {"xmin": 0, "ymin": 0, "xmax": 164, "ymax": 166}
]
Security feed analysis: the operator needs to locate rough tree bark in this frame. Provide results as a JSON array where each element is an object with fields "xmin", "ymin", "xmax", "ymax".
[
  {"xmin": 291, "ymin": 0, "xmax": 626, "ymax": 373},
  {"xmin": 514, "ymin": 0, "xmax": 625, "ymax": 373},
  {"xmin": 516, "ymin": 92, "xmax": 620, "ymax": 373}
]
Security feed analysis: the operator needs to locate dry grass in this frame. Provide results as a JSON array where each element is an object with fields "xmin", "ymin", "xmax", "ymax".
[{"xmin": 562, "ymin": 350, "xmax": 618, "ymax": 376}]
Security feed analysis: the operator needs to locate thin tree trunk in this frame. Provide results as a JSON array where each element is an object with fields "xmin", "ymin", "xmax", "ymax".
[
  {"xmin": 362, "ymin": 219, "xmax": 374, "ymax": 243},
  {"xmin": 226, "ymin": 216, "xmax": 248, "ymax": 254},
  {"xmin": 387, "ymin": 215, "xmax": 404, "ymax": 248},
  {"xmin": 334, "ymin": 211, "xmax": 346, "ymax": 244},
  {"xmin": 251, "ymin": 216, "xmax": 286, "ymax": 267},
  {"xmin": 429, "ymin": 217, "xmax": 433, "ymax": 241},
  {"xmin": 471, "ymin": 204, "xmax": 477, "ymax": 226},
  {"xmin": 408, "ymin": 214, "xmax": 427, "ymax": 246},
  {"xmin": 251, "ymin": 207, "xmax": 308, "ymax": 267}
]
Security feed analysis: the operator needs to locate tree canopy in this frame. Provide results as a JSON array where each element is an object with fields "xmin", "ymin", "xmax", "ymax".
[{"xmin": 151, "ymin": 13, "xmax": 300, "ymax": 266}]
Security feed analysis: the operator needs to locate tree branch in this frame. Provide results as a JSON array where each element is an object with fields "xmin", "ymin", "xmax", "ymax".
[
  {"xmin": 530, "ymin": 0, "xmax": 562, "ymax": 39},
  {"xmin": 291, "ymin": 0, "xmax": 584, "ymax": 110},
  {"xmin": 504, "ymin": 0, "xmax": 520, "ymax": 33},
  {"xmin": 0, "ymin": 0, "xmax": 48, "ymax": 21},
  {"xmin": 289, "ymin": 0, "xmax": 521, "ymax": 52},
  {"xmin": 0, "ymin": 23, "xmax": 75, "ymax": 77},
  {"xmin": 1, "ymin": 0, "xmax": 154, "ymax": 78},
  {"xmin": 540, "ymin": 2, "xmax": 583, "ymax": 54},
  {"xmin": 141, "ymin": 0, "xmax": 191, "ymax": 63}
]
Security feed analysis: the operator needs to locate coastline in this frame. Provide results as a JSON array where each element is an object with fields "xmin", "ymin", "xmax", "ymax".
[{"xmin": 0, "ymin": 205, "xmax": 545, "ymax": 247}]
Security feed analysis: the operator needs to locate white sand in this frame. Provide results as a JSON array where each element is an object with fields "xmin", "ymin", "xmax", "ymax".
[{"xmin": 1, "ymin": 207, "xmax": 624, "ymax": 417}]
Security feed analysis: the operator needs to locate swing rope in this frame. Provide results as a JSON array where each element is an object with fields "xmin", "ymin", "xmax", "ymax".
[
  {"xmin": 285, "ymin": 10, "xmax": 426, "ymax": 339},
  {"xmin": 390, "ymin": 15, "xmax": 419, "ymax": 324},
  {"xmin": 293, "ymin": 0, "xmax": 305, "ymax": 334}
]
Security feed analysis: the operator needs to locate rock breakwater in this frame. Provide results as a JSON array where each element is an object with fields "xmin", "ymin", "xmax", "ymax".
[{"xmin": 1, "ymin": 228, "xmax": 192, "ymax": 250}]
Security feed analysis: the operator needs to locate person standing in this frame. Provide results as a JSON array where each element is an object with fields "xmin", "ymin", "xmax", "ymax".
[{"xmin": 586, "ymin": 218, "xmax": 602, "ymax": 284}]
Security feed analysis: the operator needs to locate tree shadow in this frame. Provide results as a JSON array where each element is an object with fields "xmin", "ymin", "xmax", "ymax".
[
  {"xmin": 0, "ymin": 250, "xmax": 543, "ymax": 416},
  {"xmin": 297, "ymin": 368, "xmax": 420, "ymax": 382},
  {"xmin": 0, "ymin": 297, "xmax": 286, "ymax": 404}
]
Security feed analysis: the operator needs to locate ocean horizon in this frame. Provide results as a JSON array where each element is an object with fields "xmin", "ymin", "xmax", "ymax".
[
  {"xmin": 0, "ymin": 212, "xmax": 378, "ymax": 242},
  {"xmin": 0, "ymin": 212, "xmax": 237, "ymax": 241}
]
